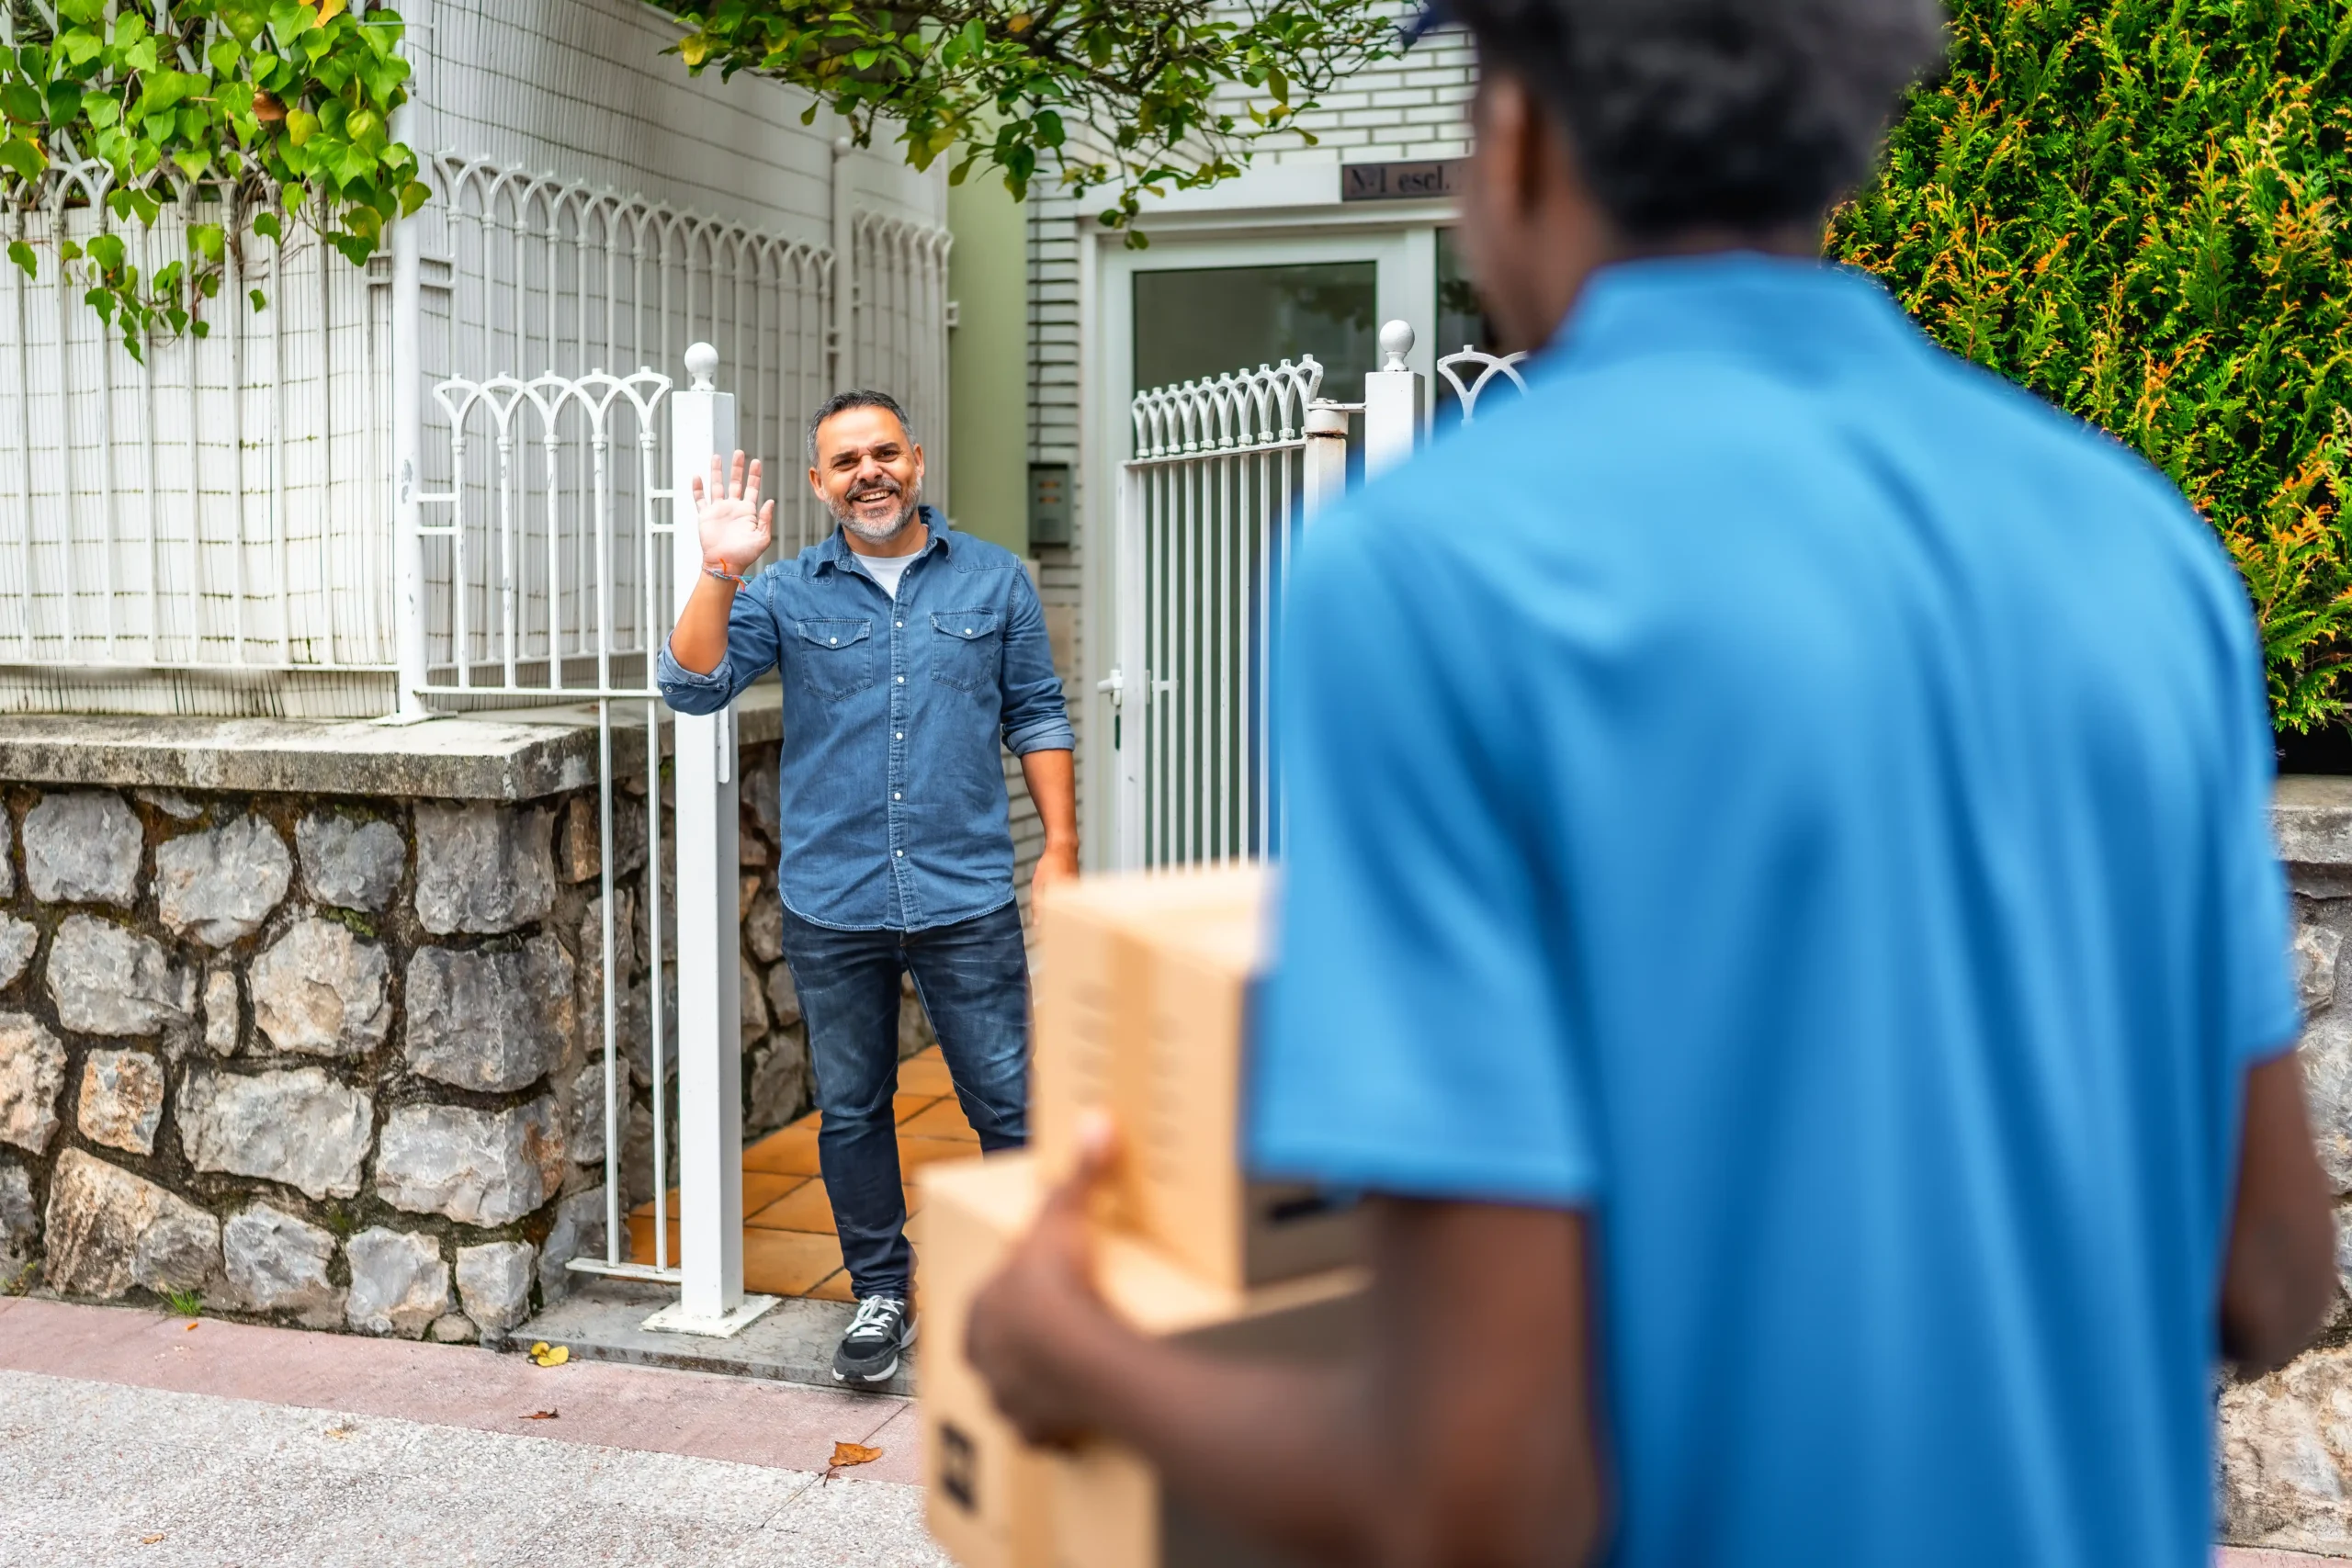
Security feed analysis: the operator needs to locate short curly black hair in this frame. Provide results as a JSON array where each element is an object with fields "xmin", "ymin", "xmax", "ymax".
[{"xmin": 1444, "ymin": 0, "xmax": 1948, "ymax": 239}]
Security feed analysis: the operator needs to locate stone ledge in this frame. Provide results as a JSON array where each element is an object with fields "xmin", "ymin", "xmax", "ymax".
[
  {"xmin": 0, "ymin": 688, "xmax": 784, "ymax": 803},
  {"xmin": 2276, "ymin": 777, "xmax": 2352, "ymax": 869}
]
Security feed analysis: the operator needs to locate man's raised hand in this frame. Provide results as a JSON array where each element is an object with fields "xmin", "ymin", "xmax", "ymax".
[{"xmin": 693, "ymin": 450, "xmax": 775, "ymax": 577}]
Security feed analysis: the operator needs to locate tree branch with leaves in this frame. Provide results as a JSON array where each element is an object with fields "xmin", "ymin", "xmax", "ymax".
[
  {"xmin": 1, "ymin": 0, "xmax": 425, "ymax": 359},
  {"xmin": 662, "ymin": 2, "xmax": 1406, "ymax": 243}
]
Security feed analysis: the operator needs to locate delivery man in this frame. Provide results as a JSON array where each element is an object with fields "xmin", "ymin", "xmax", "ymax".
[
  {"xmin": 662, "ymin": 390, "xmax": 1076, "ymax": 1386},
  {"xmin": 965, "ymin": 2, "xmax": 2339, "ymax": 1563}
]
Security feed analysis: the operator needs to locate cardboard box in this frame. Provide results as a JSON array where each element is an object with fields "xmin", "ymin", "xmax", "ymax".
[
  {"xmin": 920, "ymin": 1153, "xmax": 1368, "ymax": 1568},
  {"xmin": 1032, "ymin": 868, "xmax": 1363, "ymax": 1290},
  {"xmin": 920, "ymin": 1153, "xmax": 1056, "ymax": 1568}
]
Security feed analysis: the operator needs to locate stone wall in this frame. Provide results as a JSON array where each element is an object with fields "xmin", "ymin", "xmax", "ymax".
[{"xmin": 0, "ymin": 732, "xmax": 827, "ymax": 1345}]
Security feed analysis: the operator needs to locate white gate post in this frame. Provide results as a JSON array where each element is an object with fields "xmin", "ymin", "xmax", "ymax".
[
  {"xmin": 1111, "ymin": 461, "xmax": 1147, "ymax": 869},
  {"xmin": 647, "ymin": 343, "xmax": 775, "ymax": 1337},
  {"xmin": 1302, "ymin": 405, "xmax": 1351, "ymax": 523},
  {"xmin": 1363, "ymin": 320, "xmax": 1424, "ymax": 479},
  {"xmin": 387, "ymin": 91, "xmax": 430, "ymax": 722}
]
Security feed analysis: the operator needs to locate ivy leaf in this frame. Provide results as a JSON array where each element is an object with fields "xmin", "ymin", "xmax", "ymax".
[
  {"xmin": 189, "ymin": 224, "xmax": 227, "ymax": 264},
  {"xmin": 172, "ymin": 147, "xmax": 211, "ymax": 181},
  {"xmin": 0, "ymin": 84, "xmax": 41, "ymax": 125},
  {"xmin": 253, "ymin": 211, "xmax": 283, "ymax": 243},
  {"xmin": 0, "ymin": 135, "xmax": 45, "ymax": 182},
  {"xmin": 6, "ymin": 241, "xmax": 34, "ymax": 280},
  {"xmin": 85, "ymin": 232, "xmax": 127, "ymax": 274},
  {"xmin": 316, "ymin": 0, "xmax": 351, "ymax": 21},
  {"xmin": 269, "ymin": 1, "xmax": 316, "ymax": 50},
  {"xmin": 285, "ymin": 108, "xmax": 319, "ymax": 146},
  {"xmin": 45, "ymin": 81, "xmax": 85, "ymax": 124},
  {"xmin": 400, "ymin": 179, "xmax": 430, "ymax": 217}
]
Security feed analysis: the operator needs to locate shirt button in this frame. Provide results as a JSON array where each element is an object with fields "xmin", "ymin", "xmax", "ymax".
[
  {"xmin": 897, "ymin": 675, "xmax": 905, "ymax": 683},
  {"xmin": 830, "ymin": 637, "xmax": 839, "ymax": 645},
  {"xmin": 895, "ymin": 732, "xmax": 903, "ymax": 739},
  {"xmin": 897, "ymin": 621, "xmax": 904, "ymax": 628},
  {"xmin": 896, "ymin": 851, "xmax": 905, "ymax": 858}
]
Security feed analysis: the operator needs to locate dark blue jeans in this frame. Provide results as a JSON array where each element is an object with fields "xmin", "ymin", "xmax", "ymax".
[{"xmin": 775, "ymin": 899, "xmax": 1030, "ymax": 1301}]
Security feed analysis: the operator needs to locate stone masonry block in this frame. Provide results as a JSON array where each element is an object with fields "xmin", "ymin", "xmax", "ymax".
[
  {"xmin": 455, "ymin": 1240, "xmax": 537, "ymax": 1335},
  {"xmin": 177, "ymin": 1066, "xmax": 373, "ymax": 1200},
  {"xmin": 0, "ymin": 1013, "xmax": 65, "ymax": 1155},
  {"xmin": 345, "ymin": 1227, "xmax": 450, "ymax": 1338},
  {"xmin": 404, "ymin": 934, "xmax": 574, "ymax": 1093},
  {"xmin": 221, "ymin": 1203, "xmax": 342, "ymax": 1326},
  {"xmin": 741, "ymin": 960, "xmax": 769, "ymax": 1049},
  {"xmin": 249, "ymin": 918, "xmax": 393, "ymax": 1059},
  {"xmin": 2301, "ymin": 923, "xmax": 2344, "ymax": 1016},
  {"xmin": 0, "ymin": 1158, "xmax": 33, "ymax": 1271},
  {"xmin": 413, "ymin": 803, "xmax": 555, "ymax": 936},
  {"xmin": 374, "ymin": 1097, "xmax": 563, "ymax": 1227},
  {"xmin": 155, "ymin": 816, "xmax": 292, "ymax": 946},
  {"xmin": 745, "ymin": 897, "xmax": 785, "ymax": 964},
  {"xmin": 537, "ymin": 1185, "xmax": 607, "ymax": 1304},
  {"xmin": 22, "ymin": 792, "xmax": 141, "ymax": 907},
  {"xmin": 43, "ymin": 1146, "xmax": 219, "ymax": 1300},
  {"xmin": 46, "ymin": 916, "xmax": 193, "ymax": 1040},
  {"xmin": 0, "ymin": 915, "xmax": 35, "ymax": 992},
  {"xmin": 2224, "ymin": 1345, "xmax": 2352, "ymax": 1552},
  {"xmin": 202, "ymin": 969, "xmax": 240, "ymax": 1057},
  {"xmin": 76, "ymin": 1049, "xmax": 164, "ymax": 1156},
  {"xmin": 557, "ymin": 794, "xmax": 647, "ymax": 886},
  {"xmin": 296, "ymin": 812, "xmax": 407, "ymax": 912}
]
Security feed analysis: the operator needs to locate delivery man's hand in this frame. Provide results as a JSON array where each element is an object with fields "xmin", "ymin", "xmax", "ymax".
[{"xmin": 967, "ymin": 1112, "xmax": 1128, "ymax": 1448}]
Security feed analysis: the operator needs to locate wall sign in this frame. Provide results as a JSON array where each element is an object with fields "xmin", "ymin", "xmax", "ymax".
[
  {"xmin": 1028, "ymin": 463, "xmax": 1074, "ymax": 547},
  {"xmin": 1340, "ymin": 159, "xmax": 1466, "ymax": 203}
]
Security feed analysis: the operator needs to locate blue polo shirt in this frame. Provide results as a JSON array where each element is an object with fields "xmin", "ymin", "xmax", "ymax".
[{"xmin": 1251, "ymin": 256, "xmax": 2298, "ymax": 1567}]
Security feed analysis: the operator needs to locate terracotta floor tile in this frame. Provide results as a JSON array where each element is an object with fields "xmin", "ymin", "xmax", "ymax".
[
  {"xmin": 806, "ymin": 1269, "xmax": 857, "ymax": 1303},
  {"xmin": 899, "ymin": 1100, "xmax": 979, "ymax": 1141},
  {"xmin": 893, "ymin": 1091, "xmax": 943, "ymax": 1124},
  {"xmin": 742, "ymin": 1123, "xmax": 823, "ymax": 1176},
  {"xmin": 742, "ymin": 1171, "xmax": 807, "ymax": 1213},
  {"xmin": 749, "ymin": 1180, "xmax": 838, "ymax": 1235},
  {"xmin": 897, "ymin": 1054, "xmax": 956, "ymax": 1097},
  {"xmin": 742, "ymin": 1229, "xmax": 845, "ymax": 1297}
]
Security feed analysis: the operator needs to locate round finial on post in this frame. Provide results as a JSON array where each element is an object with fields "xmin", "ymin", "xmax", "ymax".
[
  {"xmin": 684, "ymin": 343, "xmax": 719, "ymax": 393},
  {"xmin": 1379, "ymin": 320, "xmax": 1416, "ymax": 371}
]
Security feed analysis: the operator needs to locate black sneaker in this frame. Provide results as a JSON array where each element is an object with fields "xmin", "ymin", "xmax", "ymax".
[{"xmin": 833, "ymin": 1295, "xmax": 915, "ymax": 1384}]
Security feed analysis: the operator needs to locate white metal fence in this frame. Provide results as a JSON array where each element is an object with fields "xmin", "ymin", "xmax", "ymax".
[
  {"xmin": 1110, "ymin": 322, "xmax": 1527, "ymax": 871},
  {"xmin": 416, "ymin": 344, "xmax": 763, "ymax": 1333},
  {"xmin": 0, "ymin": 160, "xmax": 950, "ymax": 716}
]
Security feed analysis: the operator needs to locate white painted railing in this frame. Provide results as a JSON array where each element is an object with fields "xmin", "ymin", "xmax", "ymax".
[
  {"xmin": 412, "ymin": 343, "xmax": 766, "ymax": 1337},
  {"xmin": 1110, "ymin": 322, "xmax": 1529, "ymax": 871}
]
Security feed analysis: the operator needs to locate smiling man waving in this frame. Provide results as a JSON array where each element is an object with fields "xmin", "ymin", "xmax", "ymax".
[{"xmin": 660, "ymin": 390, "xmax": 1077, "ymax": 1386}]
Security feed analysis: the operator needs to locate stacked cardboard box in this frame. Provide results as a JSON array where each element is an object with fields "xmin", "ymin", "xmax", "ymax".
[{"xmin": 920, "ymin": 866, "xmax": 1368, "ymax": 1568}]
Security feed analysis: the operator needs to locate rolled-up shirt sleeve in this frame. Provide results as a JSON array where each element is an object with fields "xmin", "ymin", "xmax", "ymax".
[
  {"xmin": 998, "ymin": 569, "xmax": 1076, "ymax": 755},
  {"xmin": 657, "ymin": 578, "xmax": 781, "ymax": 715}
]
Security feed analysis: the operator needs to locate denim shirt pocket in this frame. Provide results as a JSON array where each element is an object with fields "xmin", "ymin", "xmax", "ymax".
[
  {"xmin": 930, "ymin": 609, "xmax": 1003, "ymax": 694},
  {"xmin": 794, "ymin": 618, "xmax": 876, "ymax": 701}
]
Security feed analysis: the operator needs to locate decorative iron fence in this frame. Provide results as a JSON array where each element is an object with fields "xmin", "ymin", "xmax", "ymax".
[{"xmin": 1109, "ymin": 323, "xmax": 1528, "ymax": 871}]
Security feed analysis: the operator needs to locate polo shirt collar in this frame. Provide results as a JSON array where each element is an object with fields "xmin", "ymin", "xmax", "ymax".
[
  {"xmin": 1553, "ymin": 254, "xmax": 1911, "ymax": 374},
  {"xmin": 810, "ymin": 504, "xmax": 952, "ymax": 576}
]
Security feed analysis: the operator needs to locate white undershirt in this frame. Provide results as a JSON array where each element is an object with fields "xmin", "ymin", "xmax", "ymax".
[{"xmin": 858, "ymin": 550, "xmax": 918, "ymax": 601}]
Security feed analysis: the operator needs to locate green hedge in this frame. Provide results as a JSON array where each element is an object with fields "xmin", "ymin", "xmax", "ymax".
[{"xmin": 1828, "ymin": 0, "xmax": 2352, "ymax": 733}]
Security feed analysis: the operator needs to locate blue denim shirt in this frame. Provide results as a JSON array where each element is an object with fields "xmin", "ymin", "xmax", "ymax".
[{"xmin": 657, "ymin": 509, "xmax": 1075, "ymax": 932}]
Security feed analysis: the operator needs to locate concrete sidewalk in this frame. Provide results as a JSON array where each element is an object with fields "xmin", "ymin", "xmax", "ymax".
[{"xmin": 0, "ymin": 1295, "xmax": 944, "ymax": 1568}]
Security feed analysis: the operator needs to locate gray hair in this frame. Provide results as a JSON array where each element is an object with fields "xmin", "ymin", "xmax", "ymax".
[{"xmin": 806, "ymin": 389, "xmax": 918, "ymax": 466}]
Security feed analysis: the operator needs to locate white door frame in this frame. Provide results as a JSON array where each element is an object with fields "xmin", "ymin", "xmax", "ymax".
[{"xmin": 1079, "ymin": 211, "xmax": 1455, "ymax": 871}]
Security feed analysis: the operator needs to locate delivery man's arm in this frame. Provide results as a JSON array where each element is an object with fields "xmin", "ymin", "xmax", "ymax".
[
  {"xmin": 967, "ymin": 1122, "xmax": 1606, "ymax": 1568},
  {"xmin": 2222, "ymin": 1050, "xmax": 2336, "ymax": 1373}
]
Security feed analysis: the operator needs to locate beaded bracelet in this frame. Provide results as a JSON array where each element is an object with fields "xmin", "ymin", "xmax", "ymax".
[{"xmin": 705, "ymin": 563, "xmax": 750, "ymax": 588}]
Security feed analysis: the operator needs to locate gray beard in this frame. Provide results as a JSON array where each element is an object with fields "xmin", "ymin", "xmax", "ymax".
[{"xmin": 834, "ymin": 491, "xmax": 922, "ymax": 546}]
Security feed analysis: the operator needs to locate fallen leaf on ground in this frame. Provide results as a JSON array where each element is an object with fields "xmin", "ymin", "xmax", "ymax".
[
  {"xmin": 528, "ymin": 1343, "xmax": 570, "ymax": 1368},
  {"xmin": 322, "ymin": 1424, "xmax": 356, "ymax": 1440},
  {"xmin": 524, "ymin": 1410, "xmax": 560, "ymax": 1421},
  {"xmin": 830, "ymin": 1442, "xmax": 883, "ymax": 1469},
  {"xmin": 140, "ymin": 1535, "xmax": 164, "ymax": 1545}
]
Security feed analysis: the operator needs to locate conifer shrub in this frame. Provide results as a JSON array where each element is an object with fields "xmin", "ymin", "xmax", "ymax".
[{"xmin": 1829, "ymin": 0, "xmax": 2352, "ymax": 734}]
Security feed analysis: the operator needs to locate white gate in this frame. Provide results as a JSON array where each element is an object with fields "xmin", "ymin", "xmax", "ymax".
[
  {"xmin": 413, "ymin": 343, "xmax": 767, "ymax": 1337},
  {"xmin": 1110, "ymin": 322, "xmax": 1527, "ymax": 871}
]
